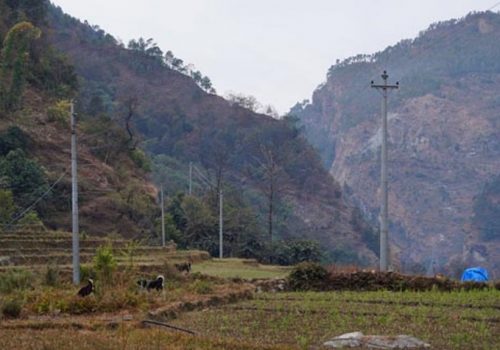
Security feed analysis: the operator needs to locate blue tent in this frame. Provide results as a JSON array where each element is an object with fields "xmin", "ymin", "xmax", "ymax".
[{"xmin": 461, "ymin": 267, "xmax": 489, "ymax": 282}]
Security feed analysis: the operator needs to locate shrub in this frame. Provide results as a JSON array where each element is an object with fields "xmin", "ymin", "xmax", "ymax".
[
  {"xmin": 43, "ymin": 264, "xmax": 60, "ymax": 287},
  {"xmin": 0, "ymin": 149, "xmax": 48, "ymax": 207},
  {"xmin": 17, "ymin": 210, "xmax": 45, "ymax": 231},
  {"xmin": 189, "ymin": 279, "xmax": 213, "ymax": 294},
  {"xmin": 269, "ymin": 240, "xmax": 323, "ymax": 266},
  {"xmin": 287, "ymin": 262, "xmax": 328, "ymax": 291},
  {"xmin": 66, "ymin": 295, "xmax": 97, "ymax": 314},
  {"xmin": 1, "ymin": 298, "xmax": 23, "ymax": 318},
  {"xmin": 0, "ymin": 189, "xmax": 15, "ymax": 224},
  {"xmin": 0, "ymin": 269, "xmax": 33, "ymax": 293},
  {"xmin": 80, "ymin": 265, "xmax": 95, "ymax": 281},
  {"xmin": 93, "ymin": 245, "xmax": 116, "ymax": 283},
  {"xmin": 130, "ymin": 149, "xmax": 152, "ymax": 172},
  {"xmin": 0, "ymin": 126, "xmax": 29, "ymax": 156},
  {"xmin": 47, "ymin": 100, "xmax": 71, "ymax": 125}
]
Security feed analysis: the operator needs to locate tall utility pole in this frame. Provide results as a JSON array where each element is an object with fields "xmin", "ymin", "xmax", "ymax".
[
  {"xmin": 161, "ymin": 185, "xmax": 165, "ymax": 247},
  {"xmin": 71, "ymin": 101, "xmax": 80, "ymax": 285},
  {"xmin": 371, "ymin": 71, "xmax": 399, "ymax": 271},
  {"xmin": 219, "ymin": 189, "xmax": 223, "ymax": 259},
  {"xmin": 189, "ymin": 162, "xmax": 193, "ymax": 195}
]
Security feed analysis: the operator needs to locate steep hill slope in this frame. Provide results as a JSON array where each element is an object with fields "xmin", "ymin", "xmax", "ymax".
[
  {"xmin": 0, "ymin": 0, "xmax": 157, "ymax": 237},
  {"xmin": 45, "ymin": 4, "xmax": 378, "ymax": 264},
  {"xmin": 292, "ymin": 12, "xmax": 500, "ymax": 275}
]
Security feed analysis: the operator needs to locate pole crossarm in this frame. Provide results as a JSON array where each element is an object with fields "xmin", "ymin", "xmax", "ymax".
[{"xmin": 370, "ymin": 84, "xmax": 399, "ymax": 89}]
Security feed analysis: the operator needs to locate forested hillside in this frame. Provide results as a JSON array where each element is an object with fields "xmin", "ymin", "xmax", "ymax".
[
  {"xmin": 292, "ymin": 11, "xmax": 500, "ymax": 275},
  {"xmin": 0, "ymin": 0, "xmax": 157, "ymax": 237},
  {"xmin": 43, "ymin": 2, "xmax": 378, "ymax": 264}
]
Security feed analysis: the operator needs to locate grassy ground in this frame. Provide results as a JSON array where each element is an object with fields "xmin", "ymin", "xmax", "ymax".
[
  {"xmin": 169, "ymin": 290, "xmax": 500, "ymax": 350},
  {"xmin": 192, "ymin": 258, "xmax": 290, "ymax": 279},
  {"xmin": 0, "ymin": 328, "xmax": 290, "ymax": 350},
  {"xmin": 1, "ymin": 240, "xmax": 498, "ymax": 350}
]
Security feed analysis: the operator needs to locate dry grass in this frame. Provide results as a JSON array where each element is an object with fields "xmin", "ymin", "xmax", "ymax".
[
  {"xmin": 0, "ymin": 328, "xmax": 291, "ymax": 350},
  {"xmin": 192, "ymin": 259, "xmax": 290, "ymax": 279}
]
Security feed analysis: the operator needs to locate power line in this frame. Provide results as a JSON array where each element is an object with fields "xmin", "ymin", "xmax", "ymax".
[
  {"xmin": 487, "ymin": 1, "xmax": 500, "ymax": 11},
  {"xmin": 192, "ymin": 165, "xmax": 214, "ymax": 188},
  {"xmin": 7, "ymin": 170, "xmax": 68, "ymax": 226}
]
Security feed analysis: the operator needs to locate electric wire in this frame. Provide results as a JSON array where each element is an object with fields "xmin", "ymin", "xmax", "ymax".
[{"xmin": 7, "ymin": 170, "xmax": 68, "ymax": 226}]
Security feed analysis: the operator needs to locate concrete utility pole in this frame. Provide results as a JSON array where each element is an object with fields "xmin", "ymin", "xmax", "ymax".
[
  {"xmin": 71, "ymin": 101, "xmax": 80, "ymax": 285},
  {"xmin": 161, "ymin": 185, "xmax": 165, "ymax": 247},
  {"xmin": 189, "ymin": 162, "xmax": 193, "ymax": 195},
  {"xmin": 371, "ymin": 71, "xmax": 399, "ymax": 271},
  {"xmin": 219, "ymin": 189, "xmax": 223, "ymax": 259}
]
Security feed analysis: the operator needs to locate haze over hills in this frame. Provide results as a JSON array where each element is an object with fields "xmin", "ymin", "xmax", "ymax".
[
  {"xmin": 0, "ymin": 1, "xmax": 380, "ymax": 264},
  {"xmin": 45, "ymin": 4, "xmax": 380, "ymax": 263},
  {"xmin": 292, "ymin": 11, "xmax": 500, "ymax": 276}
]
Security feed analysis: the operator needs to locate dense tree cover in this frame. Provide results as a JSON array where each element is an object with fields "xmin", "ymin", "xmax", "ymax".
[
  {"xmin": 0, "ymin": 0, "xmax": 157, "ymax": 235},
  {"xmin": 0, "ymin": 1, "xmax": 77, "ymax": 111},
  {"xmin": 0, "ymin": 149, "xmax": 47, "ymax": 211},
  {"xmin": 0, "ymin": 126, "xmax": 50, "ymax": 225},
  {"xmin": 0, "ymin": 21, "xmax": 40, "ymax": 110},
  {"xmin": 473, "ymin": 175, "xmax": 500, "ymax": 241},
  {"xmin": 0, "ymin": 125, "xmax": 27, "ymax": 155},
  {"xmin": 126, "ymin": 38, "xmax": 215, "ymax": 93},
  {"xmin": 4, "ymin": 0, "xmax": 48, "ymax": 25},
  {"xmin": 161, "ymin": 191, "xmax": 324, "ymax": 264}
]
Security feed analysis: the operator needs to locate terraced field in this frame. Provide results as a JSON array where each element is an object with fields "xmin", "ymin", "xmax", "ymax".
[
  {"xmin": 0, "ymin": 230, "xmax": 210, "ymax": 275},
  {"xmin": 1, "ymin": 230, "xmax": 498, "ymax": 349}
]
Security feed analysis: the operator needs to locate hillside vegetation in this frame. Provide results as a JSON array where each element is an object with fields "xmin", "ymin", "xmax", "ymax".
[
  {"xmin": 0, "ymin": 0, "xmax": 157, "ymax": 236},
  {"xmin": 43, "ymin": 2, "xmax": 378, "ymax": 264}
]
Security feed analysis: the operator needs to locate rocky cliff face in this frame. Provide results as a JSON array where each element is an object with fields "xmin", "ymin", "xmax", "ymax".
[{"xmin": 294, "ymin": 12, "xmax": 500, "ymax": 276}]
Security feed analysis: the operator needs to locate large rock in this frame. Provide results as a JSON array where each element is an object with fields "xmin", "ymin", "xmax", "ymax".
[{"xmin": 324, "ymin": 331, "xmax": 431, "ymax": 349}]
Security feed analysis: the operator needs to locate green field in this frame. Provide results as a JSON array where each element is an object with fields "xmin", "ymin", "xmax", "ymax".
[{"xmin": 169, "ymin": 290, "xmax": 500, "ymax": 349}]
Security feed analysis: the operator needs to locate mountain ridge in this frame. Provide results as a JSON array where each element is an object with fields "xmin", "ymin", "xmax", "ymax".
[
  {"xmin": 293, "ymin": 11, "xmax": 500, "ymax": 276},
  {"xmin": 42, "ymin": 2, "xmax": 379, "ymax": 263}
]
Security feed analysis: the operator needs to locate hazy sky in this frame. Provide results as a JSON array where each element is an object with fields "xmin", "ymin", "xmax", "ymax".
[{"xmin": 50, "ymin": 0, "xmax": 499, "ymax": 113}]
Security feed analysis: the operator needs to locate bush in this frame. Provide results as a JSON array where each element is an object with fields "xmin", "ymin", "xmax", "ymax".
[
  {"xmin": 0, "ymin": 126, "xmax": 29, "ymax": 156},
  {"xmin": 17, "ymin": 210, "xmax": 45, "ymax": 231},
  {"xmin": 0, "ymin": 189, "xmax": 15, "ymax": 224},
  {"xmin": 1, "ymin": 298, "xmax": 23, "ymax": 318},
  {"xmin": 93, "ymin": 245, "xmax": 116, "ymax": 283},
  {"xmin": 0, "ymin": 269, "xmax": 33, "ymax": 293},
  {"xmin": 130, "ymin": 149, "xmax": 152, "ymax": 172},
  {"xmin": 269, "ymin": 240, "xmax": 323, "ymax": 266},
  {"xmin": 66, "ymin": 295, "xmax": 98, "ymax": 314},
  {"xmin": 43, "ymin": 264, "xmax": 60, "ymax": 287},
  {"xmin": 287, "ymin": 262, "xmax": 328, "ymax": 291},
  {"xmin": 47, "ymin": 100, "xmax": 71, "ymax": 125},
  {"xmin": 0, "ymin": 149, "xmax": 48, "ymax": 207},
  {"xmin": 80, "ymin": 265, "xmax": 95, "ymax": 281}
]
